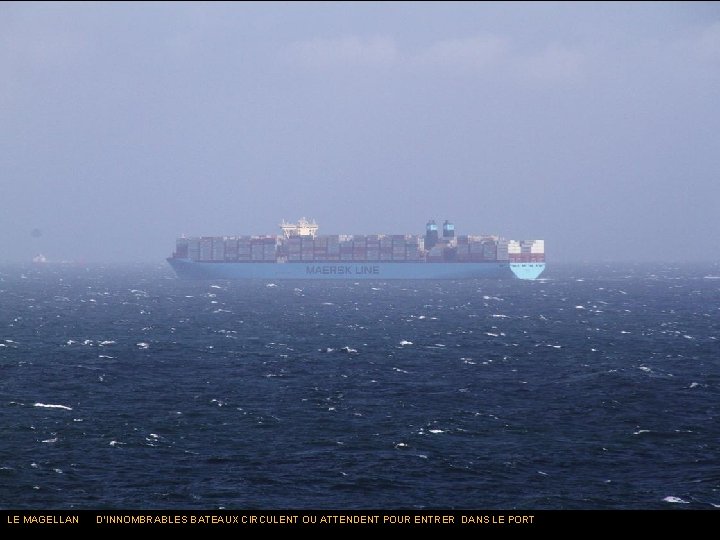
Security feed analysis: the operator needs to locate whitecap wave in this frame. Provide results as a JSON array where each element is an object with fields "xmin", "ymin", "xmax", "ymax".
[
  {"xmin": 34, "ymin": 403, "xmax": 72, "ymax": 411},
  {"xmin": 663, "ymin": 496, "xmax": 689, "ymax": 504}
]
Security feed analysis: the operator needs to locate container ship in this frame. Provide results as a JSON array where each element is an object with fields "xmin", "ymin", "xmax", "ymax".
[{"xmin": 167, "ymin": 219, "xmax": 545, "ymax": 280}]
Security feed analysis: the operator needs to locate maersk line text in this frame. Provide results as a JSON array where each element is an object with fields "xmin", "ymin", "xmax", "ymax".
[{"xmin": 305, "ymin": 265, "xmax": 380, "ymax": 275}]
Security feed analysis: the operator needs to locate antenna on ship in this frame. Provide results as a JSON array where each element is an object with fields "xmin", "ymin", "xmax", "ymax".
[{"xmin": 280, "ymin": 217, "xmax": 318, "ymax": 238}]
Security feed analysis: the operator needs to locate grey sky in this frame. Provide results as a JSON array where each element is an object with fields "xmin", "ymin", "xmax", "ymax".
[{"xmin": 2, "ymin": 1, "xmax": 719, "ymax": 263}]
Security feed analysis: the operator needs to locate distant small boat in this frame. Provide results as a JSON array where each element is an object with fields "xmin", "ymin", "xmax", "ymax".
[{"xmin": 32, "ymin": 254, "xmax": 47, "ymax": 264}]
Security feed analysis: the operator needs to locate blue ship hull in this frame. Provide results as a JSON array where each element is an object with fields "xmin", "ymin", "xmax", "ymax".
[{"xmin": 167, "ymin": 258, "xmax": 545, "ymax": 280}]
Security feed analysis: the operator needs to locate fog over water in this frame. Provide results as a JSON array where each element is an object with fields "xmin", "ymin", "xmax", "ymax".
[{"xmin": 1, "ymin": 2, "xmax": 719, "ymax": 263}]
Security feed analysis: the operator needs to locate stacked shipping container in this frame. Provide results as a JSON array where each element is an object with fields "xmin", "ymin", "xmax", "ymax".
[
  {"xmin": 508, "ymin": 240, "xmax": 545, "ymax": 263},
  {"xmin": 177, "ymin": 236, "xmax": 277, "ymax": 262},
  {"xmin": 173, "ymin": 233, "xmax": 544, "ymax": 263}
]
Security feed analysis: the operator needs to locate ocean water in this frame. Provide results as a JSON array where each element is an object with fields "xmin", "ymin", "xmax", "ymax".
[{"xmin": 0, "ymin": 262, "xmax": 718, "ymax": 510}]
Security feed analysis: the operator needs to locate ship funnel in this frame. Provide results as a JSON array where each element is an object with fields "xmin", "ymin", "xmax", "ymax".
[{"xmin": 425, "ymin": 219, "xmax": 439, "ymax": 249}]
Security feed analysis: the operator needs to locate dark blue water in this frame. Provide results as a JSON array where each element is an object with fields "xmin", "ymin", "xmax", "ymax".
[{"xmin": 1, "ymin": 263, "xmax": 718, "ymax": 509}]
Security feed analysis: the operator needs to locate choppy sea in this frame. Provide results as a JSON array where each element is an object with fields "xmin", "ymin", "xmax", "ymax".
[{"xmin": 0, "ymin": 262, "xmax": 718, "ymax": 509}]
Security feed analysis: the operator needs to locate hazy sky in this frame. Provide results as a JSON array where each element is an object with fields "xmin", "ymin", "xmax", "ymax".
[{"xmin": 2, "ymin": 1, "xmax": 719, "ymax": 263}]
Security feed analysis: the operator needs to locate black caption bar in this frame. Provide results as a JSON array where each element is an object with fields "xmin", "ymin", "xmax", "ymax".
[{"xmin": 0, "ymin": 510, "xmax": 699, "ymax": 532}]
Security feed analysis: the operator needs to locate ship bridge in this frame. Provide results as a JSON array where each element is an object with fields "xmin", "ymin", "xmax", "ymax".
[{"xmin": 280, "ymin": 218, "xmax": 318, "ymax": 238}]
